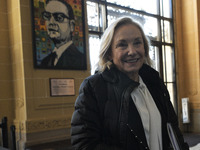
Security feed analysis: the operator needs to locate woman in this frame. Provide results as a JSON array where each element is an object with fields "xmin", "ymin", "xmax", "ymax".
[{"xmin": 71, "ymin": 17, "xmax": 189, "ymax": 150}]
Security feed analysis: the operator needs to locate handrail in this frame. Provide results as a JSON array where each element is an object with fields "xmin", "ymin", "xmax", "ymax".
[
  {"xmin": 0, "ymin": 117, "xmax": 8, "ymax": 148},
  {"xmin": 10, "ymin": 125, "xmax": 16, "ymax": 150}
]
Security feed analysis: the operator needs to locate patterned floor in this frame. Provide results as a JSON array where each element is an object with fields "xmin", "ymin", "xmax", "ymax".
[
  {"xmin": 23, "ymin": 133, "xmax": 200, "ymax": 150},
  {"xmin": 184, "ymin": 133, "xmax": 200, "ymax": 147}
]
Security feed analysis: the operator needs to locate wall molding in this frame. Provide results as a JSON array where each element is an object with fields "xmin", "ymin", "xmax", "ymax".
[
  {"xmin": 14, "ymin": 117, "xmax": 71, "ymax": 133},
  {"xmin": 35, "ymin": 102, "xmax": 74, "ymax": 110},
  {"xmin": 26, "ymin": 117, "xmax": 71, "ymax": 132}
]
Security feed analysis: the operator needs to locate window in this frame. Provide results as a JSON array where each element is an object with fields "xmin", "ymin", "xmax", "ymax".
[{"xmin": 87, "ymin": 0, "xmax": 176, "ymax": 108}]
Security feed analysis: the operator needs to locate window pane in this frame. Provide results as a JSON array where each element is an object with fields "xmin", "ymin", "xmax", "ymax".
[
  {"xmin": 89, "ymin": 34, "xmax": 100, "ymax": 74},
  {"xmin": 107, "ymin": 6, "xmax": 146, "ymax": 26},
  {"xmin": 107, "ymin": 7, "xmax": 159, "ymax": 41},
  {"xmin": 162, "ymin": 46, "xmax": 174, "ymax": 82},
  {"xmin": 150, "ymin": 46, "xmax": 160, "ymax": 72},
  {"xmin": 162, "ymin": 46, "xmax": 167, "ymax": 82},
  {"xmin": 143, "ymin": 16, "xmax": 159, "ymax": 41},
  {"xmin": 165, "ymin": 46, "xmax": 175, "ymax": 82},
  {"xmin": 87, "ymin": 1, "xmax": 104, "ymax": 32},
  {"xmin": 160, "ymin": 0, "xmax": 172, "ymax": 18},
  {"xmin": 161, "ymin": 20, "xmax": 173, "ymax": 43},
  {"xmin": 107, "ymin": 0, "xmax": 158, "ymax": 14},
  {"xmin": 167, "ymin": 83, "xmax": 176, "ymax": 106}
]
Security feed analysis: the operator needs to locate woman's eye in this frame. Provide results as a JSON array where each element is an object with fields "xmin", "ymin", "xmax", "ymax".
[
  {"xmin": 134, "ymin": 41, "xmax": 142, "ymax": 45},
  {"xmin": 116, "ymin": 42, "xmax": 127, "ymax": 48},
  {"xmin": 133, "ymin": 41, "xmax": 143, "ymax": 47}
]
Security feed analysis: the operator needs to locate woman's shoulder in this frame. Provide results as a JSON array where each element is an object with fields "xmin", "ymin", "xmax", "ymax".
[
  {"xmin": 85, "ymin": 72, "xmax": 103, "ymax": 83},
  {"xmin": 80, "ymin": 73, "xmax": 105, "ymax": 89}
]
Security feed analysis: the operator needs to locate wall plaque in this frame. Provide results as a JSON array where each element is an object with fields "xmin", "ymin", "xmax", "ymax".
[{"xmin": 50, "ymin": 78, "xmax": 75, "ymax": 96}]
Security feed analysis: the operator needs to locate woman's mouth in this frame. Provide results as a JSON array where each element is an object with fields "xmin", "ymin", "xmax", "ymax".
[{"xmin": 124, "ymin": 58, "xmax": 139, "ymax": 63}]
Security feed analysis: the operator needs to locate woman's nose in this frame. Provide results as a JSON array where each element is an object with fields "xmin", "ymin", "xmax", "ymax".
[{"xmin": 127, "ymin": 45, "xmax": 136, "ymax": 55}]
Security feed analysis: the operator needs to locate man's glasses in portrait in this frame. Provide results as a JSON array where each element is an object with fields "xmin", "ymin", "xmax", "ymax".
[{"xmin": 42, "ymin": 11, "xmax": 70, "ymax": 23}]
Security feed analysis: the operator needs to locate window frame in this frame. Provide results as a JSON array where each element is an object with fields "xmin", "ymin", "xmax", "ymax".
[{"xmin": 86, "ymin": 0, "xmax": 177, "ymax": 111}]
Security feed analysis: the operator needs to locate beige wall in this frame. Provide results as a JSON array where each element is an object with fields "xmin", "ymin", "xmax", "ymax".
[
  {"xmin": 1, "ymin": 0, "xmax": 200, "ymax": 149},
  {"xmin": 174, "ymin": 0, "xmax": 200, "ymax": 132},
  {"xmin": 0, "ymin": 0, "xmax": 90, "ymax": 149},
  {"xmin": 0, "ymin": 0, "xmax": 15, "ymax": 146}
]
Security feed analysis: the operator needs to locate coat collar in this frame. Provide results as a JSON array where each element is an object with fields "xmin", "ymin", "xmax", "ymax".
[
  {"xmin": 101, "ymin": 64, "xmax": 160, "ymax": 85},
  {"xmin": 101, "ymin": 65, "xmax": 139, "ymax": 92},
  {"xmin": 139, "ymin": 64, "xmax": 160, "ymax": 86}
]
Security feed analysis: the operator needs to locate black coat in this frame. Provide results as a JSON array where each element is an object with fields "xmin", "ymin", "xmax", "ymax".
[{"xmin": 71, "ymin": 64, "xmax": 189, "ymax": 150}]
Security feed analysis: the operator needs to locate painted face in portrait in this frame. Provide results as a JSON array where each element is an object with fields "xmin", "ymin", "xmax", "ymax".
[
  {"xmin": 43, "ymin": 0, "xmax": 74, "ymax": 45},
  {"xmin": 111, "ymin": 24, "xmax": 146, "ymax": 80}
]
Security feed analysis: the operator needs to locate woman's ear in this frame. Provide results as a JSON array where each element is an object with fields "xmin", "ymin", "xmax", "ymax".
[
  {"xmin": 108, "ymin": 48, "xmax": 112, "ymax": 60},
  {"xmin": 108, "ymin": 54, "xmax": 112, "ymax": 61}
]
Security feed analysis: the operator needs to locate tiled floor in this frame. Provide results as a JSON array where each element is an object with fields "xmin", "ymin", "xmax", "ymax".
[
  {"xmin": 24, "ymin": 133, "xmax": 200, "ymax": 150},
  {"xmin": 25, "ymin": 140, "xmax": 73, "ymax": 150},
  {"xmin": 183, "ymin": 133, "xmax": 200, "ymax": 147}
]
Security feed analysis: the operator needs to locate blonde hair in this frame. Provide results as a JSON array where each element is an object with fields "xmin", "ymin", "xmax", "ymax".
[{"xmin": 98, "ymin": 16, "xmax": 152, "ymax": 72}]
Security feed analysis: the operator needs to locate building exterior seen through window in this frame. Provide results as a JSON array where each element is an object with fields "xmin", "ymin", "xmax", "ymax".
[{"xmin": 87, "ymin": 0, "xmax": 176, "ymax": 108}]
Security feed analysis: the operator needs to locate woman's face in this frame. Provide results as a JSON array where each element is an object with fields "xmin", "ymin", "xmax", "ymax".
[{"xmin": 111, "ymin": 24, "xmax": 145, "ymax": 80}]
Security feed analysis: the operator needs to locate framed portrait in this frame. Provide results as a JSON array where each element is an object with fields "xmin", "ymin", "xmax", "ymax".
[{"xmin": 31, "ymin": 0, "xmax": 87, "ymax": 70}]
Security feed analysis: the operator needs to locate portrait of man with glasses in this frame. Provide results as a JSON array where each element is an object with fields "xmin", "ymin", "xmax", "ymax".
[{"xmin": 39, "ymin": 0, "xmax": 85, "ymax": 70}]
